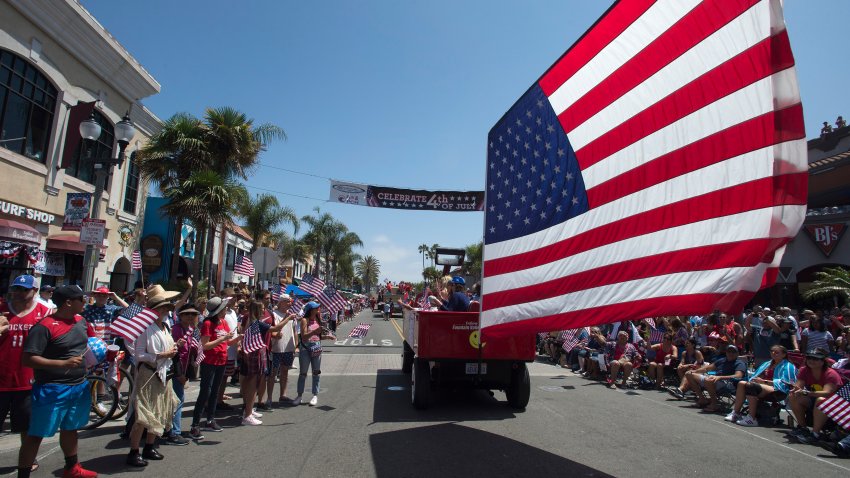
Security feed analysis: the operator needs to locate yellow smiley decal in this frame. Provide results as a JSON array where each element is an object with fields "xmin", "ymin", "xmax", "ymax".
[{"xmin": 469, "ymin": 330, "xmax": 486, "ymax": 349}]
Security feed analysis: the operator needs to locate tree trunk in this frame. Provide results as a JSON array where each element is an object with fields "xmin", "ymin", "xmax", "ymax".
[
  {"xmin": 170, "ymin": 216, "xmax": 184, "ymax": 281},
  {"xmin": 207, "ymin": 225, "xmax": 216, "ymax": 297}
]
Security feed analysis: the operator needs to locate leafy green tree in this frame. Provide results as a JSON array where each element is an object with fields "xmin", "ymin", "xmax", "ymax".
[
  {"xmin": 356, "ymin": 256, "xmax": 380, "ymax": 296},
  {"xmin": 462, "ymin": 241, "xmax": 483, "ymax": 281},
  {"xmin": 239, "ymin": 193, "xmax": 298, "ymax": 253},
  {"xmin": 418, "ymin": 243, "xmax": 429, "ymax": 269},
  {"xmin": 301, "ymin": 207, "xmax": 336, "ymax": 279},
  {"xmin": 422, "ymin": 266, "xmax": 441, "ymax": 284},
  {"xmin": 802, "ymin": 266, "xmax": 850, "ymax": 304}
]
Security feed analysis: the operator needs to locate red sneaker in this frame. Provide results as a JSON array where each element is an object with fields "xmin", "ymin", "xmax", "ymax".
[{"xmin": 63, "ymin": 462, "xmax": 98, "ymax": 478}]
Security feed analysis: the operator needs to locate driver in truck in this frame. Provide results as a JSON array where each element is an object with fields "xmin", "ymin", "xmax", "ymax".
[{"xmin": 431, "ymin": 276, "xmax": 470, "ymax": 312}]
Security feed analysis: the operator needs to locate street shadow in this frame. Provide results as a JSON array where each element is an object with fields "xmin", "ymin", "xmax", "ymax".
[
  {"xmin": 371, "ymin": 370, "xmax": 518, "ymax": 423},
  {"xmin": 369, "ymin": 423, "xmax": 614, "ymax": 477}
]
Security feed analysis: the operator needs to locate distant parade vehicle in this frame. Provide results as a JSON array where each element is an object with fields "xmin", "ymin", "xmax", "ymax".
[{"xmin": 401, "ymin": 248, "xmax": 534, "ymax": 410}]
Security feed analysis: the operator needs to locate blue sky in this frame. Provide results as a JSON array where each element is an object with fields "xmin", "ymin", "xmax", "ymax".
[{"xmin": 82, "ymin": 0, "xmax": 849, "ymax": 283}]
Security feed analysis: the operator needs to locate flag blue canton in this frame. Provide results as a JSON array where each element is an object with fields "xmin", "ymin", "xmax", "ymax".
[{"xmin": 485, "ymin": 84, "xmax": 589, "ymax": 245}]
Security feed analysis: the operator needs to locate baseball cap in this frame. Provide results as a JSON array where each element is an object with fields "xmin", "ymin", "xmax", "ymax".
[
  {"xmin": 725, "ymin": 344, "xmax": 739, "ymax": 353},
  {"xmin": 92, "ymin": 286, "xmax": 111, "ymax": 295},
  {"xmin": 40, "ymin": 284, "xmax": 55, "ymax": 292},
  {"xmin": 303, "ymin": 301, "xmax": 321, "ymax": 314},
  {"xmin": 11, "ymin": 275, "xmax": 38, "ymax": 290},
  {"xmin": 53, "ymin": 285, "xmax": 85, "ymax": 304},
  {"xmin": 805, "ymin": 349, "xmax": 827, "ymax": 360}
]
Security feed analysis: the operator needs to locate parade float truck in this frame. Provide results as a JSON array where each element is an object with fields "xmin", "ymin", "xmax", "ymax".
[{"xmin": 401, "ymin": 248, "xmax": 535, "ymax": 410}]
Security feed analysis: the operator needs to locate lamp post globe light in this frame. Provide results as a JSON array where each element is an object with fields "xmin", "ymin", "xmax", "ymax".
[{"xmin": 79, "ymin": 112, "xmax": 136, "ymax": 292}]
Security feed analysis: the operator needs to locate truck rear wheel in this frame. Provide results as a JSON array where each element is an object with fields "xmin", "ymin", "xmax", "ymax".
[
  {"xmin": 506, "ymin": 363, "xmax": 530, "ymax": 410},
  {"xmin": 411, "ymin": 358, "xmax": 431, "ymax": 409}
]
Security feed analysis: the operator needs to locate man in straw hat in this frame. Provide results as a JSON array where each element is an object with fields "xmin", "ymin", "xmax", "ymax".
[
  {"xmin": 18, "ymin": 285, "xmax": 97, "ymax": 478},
  {"xmin": 126, "ymin": 284, "xmax": 181, "ymax": 467}
]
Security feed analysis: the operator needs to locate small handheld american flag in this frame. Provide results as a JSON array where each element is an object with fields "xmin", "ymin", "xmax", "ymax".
[
  {"xmin": 649, "ymin": 327, "xmax": 665, "ymax": 344},
  {"xmin": 242, "ymin": 321, "xmax": 266, "ymax": 354},
  {"xmin": 109, "ymin": 306, "xmax": 158, "ymax": 343},
  {"xmin": 271, "ymin": 284, "xmax": 282, "ymax": 302},
  {"xmin": 348, "ymin": 323, "xmax": 371, "ymax": 338},
  {"xmin": 131, "ymin": 250, "xmax": 143, "ymax": 271},
  {"xmin": 185, "ymin": 327, "xmax": 205, "ymax": 366}
]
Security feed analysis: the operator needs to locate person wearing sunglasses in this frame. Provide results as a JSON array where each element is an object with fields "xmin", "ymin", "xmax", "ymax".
[
  {"xmin": 18, "ymin": 285, "xmax": 97, "ymax": 478},
  {"xmin": 787, "ymin": 347, "xmax": 842, "ymax": 444}
]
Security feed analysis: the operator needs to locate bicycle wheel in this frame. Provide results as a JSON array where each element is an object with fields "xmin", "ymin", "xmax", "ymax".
[
  {"xmin": 83, "ymin": 375, "xmax": 118, "ymax": 430},
  {"xmin": 111, "ymin": 365, "xmax": 134, "ymax": 420}
]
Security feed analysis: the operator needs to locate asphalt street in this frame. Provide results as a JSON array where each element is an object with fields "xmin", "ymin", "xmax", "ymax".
[{"xmin": 1, "ymin": 310, "xmax": 848, "ymax": 477}]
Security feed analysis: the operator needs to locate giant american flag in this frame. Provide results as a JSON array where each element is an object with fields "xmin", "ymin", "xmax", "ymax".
[
  {"xmin": 819, "ymin": 383, "xmax": 850, "ymax": 431},
  {"xmin": 481, "ymin": 0, "xmax": 806, "ymax": 336}
]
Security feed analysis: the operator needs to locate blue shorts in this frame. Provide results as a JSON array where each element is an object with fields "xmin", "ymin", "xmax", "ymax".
[{"xmin": 29, "ymin": 381, "xmax": 91, "ymax": 438}]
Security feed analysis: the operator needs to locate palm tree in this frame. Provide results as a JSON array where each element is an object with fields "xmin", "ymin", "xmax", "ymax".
[
  {"xmin": 136, "ymin": 107, "xmax": 286, "ymax": 284},
  {"xmin": 277, "ymin": 232, "xmax": 308, "ymax": 282},
  {"xmin": 428, "ymin": 243, "xmax": 440, "ymax": 267},
  {"xmin": 301, "ymin": 207, "xmax": 335, "ymax": 279},
  {"xmin": 418, "ymin": 243, "xmax": 429, "ymax": 269},
  {"xmin": 462, "ymin": 241, "xmax": 483, "ymax": 281},
  {"xmin": 239, "ymin": 193, "xmax": 298, "ymax": 253},
  {"xmin": 356, "ymin": 256, "xmax": 380, "ymax": 296},
  {"xmin": 161, "ymin": 170, "xmax": 243, "ymax": 290},
  {"xmin": 802, "ymin": 266, "xmax": 850, "ymax": 304},
  {"xmin": 136, "ymin": 113, "xmax": 206, "ymax": 280},
  {"xmin": 202, "ymin": 106, "xmax": 286, "ymax": 180},
  {"xmin": 330, "ymin": 231, "xmax": 363, "ymax": 285},
  {"xmin": 422, "ymin": 266, "xmax": 441, "ymax": 284}
]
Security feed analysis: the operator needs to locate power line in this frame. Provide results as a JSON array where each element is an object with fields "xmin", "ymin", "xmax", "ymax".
[
  {"xmin": 244, "ymin": 184, "xmax": 327, "ymax": 203},
  {"xmin": 257, "ymin": 162, "xmax": 331, "ymax": 180}
]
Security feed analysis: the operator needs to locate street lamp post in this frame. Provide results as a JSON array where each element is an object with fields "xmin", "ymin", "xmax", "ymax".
[{"xmin": 79, "ymin": 112, "xmax": 136, "ymax": 292}]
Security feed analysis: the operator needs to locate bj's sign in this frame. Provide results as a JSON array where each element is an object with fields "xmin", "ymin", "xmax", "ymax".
[{"xmin": 805, "ymin": 223, "xmax": 847, "ymax": 257}]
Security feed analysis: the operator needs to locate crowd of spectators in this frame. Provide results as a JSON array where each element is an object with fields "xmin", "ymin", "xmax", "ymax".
[
  {"xmin": 539, "ymin": 305, "xmax": 850, "ymax": 457},
  {"xmin": 0, "ymin": 274, "xmax": 366, "ymax": 477}
]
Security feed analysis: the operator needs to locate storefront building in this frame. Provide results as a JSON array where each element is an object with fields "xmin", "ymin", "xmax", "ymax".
[
  {"xmin": 219, "ymin": 224, "xmax": 254, "ymax": 290},
  {"xmin": 0, "ymin": 0, "xmax": 160, "ymax": 292},
  {"xmin": 755, "ymin": 121, "xmax": 850, "ymax": 309}
]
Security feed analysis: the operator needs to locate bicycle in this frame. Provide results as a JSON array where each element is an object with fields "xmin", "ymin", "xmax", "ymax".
[{"xmin": 83, "ymin": 352, "xmax": 135, "ymax": 430}]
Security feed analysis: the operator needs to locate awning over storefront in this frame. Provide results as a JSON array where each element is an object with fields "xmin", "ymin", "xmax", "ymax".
[
  {"xmin": 0, "ymin": 219, "xmax": 41, "ymax": 246},
  {"xmin": 46, "ymin": 234, "xmax": 86, "ymax": 255}
]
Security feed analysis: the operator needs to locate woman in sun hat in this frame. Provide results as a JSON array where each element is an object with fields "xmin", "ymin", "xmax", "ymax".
[{"xmin": 126, "ymin": 285, "xmax": 181, "ymax": 467}]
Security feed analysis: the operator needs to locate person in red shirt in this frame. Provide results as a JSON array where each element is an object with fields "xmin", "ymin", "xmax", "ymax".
[
  {"xmin": 188, "ymin": 297, "xmax": 239, "ymax": 440},
  {"xmin": 18, "ymin": 285, "xmax": 97, "ymax": 478},
  {"xmin": 0, "ymin": 275, "xmax": 50, "ymax": 474}
]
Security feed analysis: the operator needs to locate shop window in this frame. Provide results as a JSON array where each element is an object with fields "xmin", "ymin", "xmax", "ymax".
[
  {"xmin": 0, "ymin": 49, "xmax": 57, "ymax": 163},
  {"xmin": 225, "ymin": 244, "xmax": 236, "ymax": 270},
  {"xmin": 123, "ymin": 152, "xmax": 140, "ymax": 214},
  {"xmin": 66, "ymin": 109, "xmax": 114, "ymax": 185}
]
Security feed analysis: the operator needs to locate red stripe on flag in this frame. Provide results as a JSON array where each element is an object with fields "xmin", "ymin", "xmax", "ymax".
[
  {"xmin": 483, "ymin": 293, "xmax": 756, "ymax": 339},
  {"xmin": 586, "ymin": 104, "xmax": 805, "ymax": 207},
  {"xmin": 557, "ymin": 0, "xmax": 761, "ymax": 135},
  {"xmin": 484, "ymin": 173, "xmax": 808, "ymax": 277},
  {"xmin": 483, "ymin": 238, "xmax": 787, "ymax": 311},
  {"xmin": 539, "ymin": 0, "xmax": 656, "ymax": 96},
  {"xmin": 575, "ymin": 31, "xmax": 797, "ymax": 170}
]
